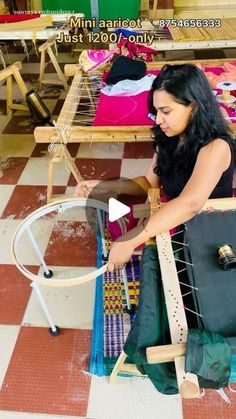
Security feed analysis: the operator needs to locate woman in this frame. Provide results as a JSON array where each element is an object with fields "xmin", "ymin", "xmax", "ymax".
[{"xmin": 74, "ymin": 64, "xmax": 235, "ymax": 271}]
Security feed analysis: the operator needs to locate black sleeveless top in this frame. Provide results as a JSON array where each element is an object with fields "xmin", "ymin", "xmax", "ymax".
[{"xmin": 160, "ymin": 140, "xmax": 235, "ymax": 199}]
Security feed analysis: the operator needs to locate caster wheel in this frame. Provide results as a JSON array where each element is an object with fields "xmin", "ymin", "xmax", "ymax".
[
  {"xmin": 124, "ymin": 304, "xmax": 136, "ymax": 315},
  {"xmin": 48, "ymin": 326, "xmax": 60, "ymax": 336},
  {"xmin": 44, "ymin": 269, "xmax": 53, "ymax": 278}
]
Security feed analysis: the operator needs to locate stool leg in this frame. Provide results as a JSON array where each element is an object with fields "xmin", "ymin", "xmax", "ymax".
[
  {"xmin": 27, "ymin": 226, "xmax": 52, "ymax": 277},
  {"xmin": 31, "ymin": 282, "xmax": 57, "ymax": 333},
  {"xmin": 110, "ymin": 351, "xmax": 127, "ymax": 384}
]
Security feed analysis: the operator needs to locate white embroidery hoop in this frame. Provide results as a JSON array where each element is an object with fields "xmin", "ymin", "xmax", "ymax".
[{"xmin": 11, "ymin": 197, "xmax": 126, "ymax": 287}]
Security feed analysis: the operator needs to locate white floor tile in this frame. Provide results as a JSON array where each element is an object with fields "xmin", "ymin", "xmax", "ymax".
[
  {"xmin": 23, "ymin": 266, "xmax": 96, "ymax": 329},
  {"xmin": 0, "ymin": 325, "xmax": 20, "ymax": 387},
  {"xmin": 40, "ymin": 72, "xmax": 67, "ymax": 82},
  {"xmin": 0, "ymin": 185, "xmax": 15, "ymax": 217},
  {"xmin": 87, "ymin": 375, "xmax": 182, "ymax": 419},
  {"xmin": 0, "ymin": 135, "xmax": 35, "ymax": 158},
  {"xmin": 21, "ymin": 63, "xmax": 41, "ymax": 74},
  {"xmin": 58, "ymin": 90, "xmax": 67, "ymax": 101},
  {"xmin": 11, "ymin": 219, "xmax": 54, "ymax": 266},
  {"xmin": 57, "ymin": 52, "xmax": 77, "ymax": 63},
  {"xmin": 77, "ymin": 143, "xmax": 124, "ymax": 159},
  {"xmin": 0, "ymin": 219, "xmax": 21, "ymax": 264},
  {"xmin": 0, "ymin": 115, "xmax": 12, "ymax": 133},
  {"xmin": 42, "ymin": 99, "xmax": 58, "ymax": 114},
  {"xmin": 64, "ymin": 186, "xmax": 76, "ymax": 197},
  {"xmin": 3, "ymin": 54, "xmax": 25, "ymax": 64},
  {"xmin": 120, "ymin": 158, "xmax": 151, "ymax": 179},
  {"xmin": 46, "ymin": 199, "xmax": 97, "ymax": 223},
  {"xmin": 18, "ymin": 157, "xmax": 70, "ymax": 186},
  {"xmin": 165, "ymin": 49, "xmax": 195, "ymax": 61}
]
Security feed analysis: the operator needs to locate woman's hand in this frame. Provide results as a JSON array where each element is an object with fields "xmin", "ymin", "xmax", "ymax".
[
  {"xmin": 74, "ymin": 179, "xmax": 103, "ymax": 198},
  {"xmin": 107, "ymin": 240, "xmax": 135, "ymax": 272}
]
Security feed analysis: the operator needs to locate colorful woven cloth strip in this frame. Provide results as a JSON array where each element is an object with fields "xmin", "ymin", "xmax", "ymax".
[{"xmin": 89, "ymin": 233, "xmax": 141, "ymax": 375}]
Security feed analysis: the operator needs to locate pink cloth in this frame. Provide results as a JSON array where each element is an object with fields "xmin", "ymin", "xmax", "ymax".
[
  {"xmin": 116, "ymin": 37, "xmax": 157, "ymax": 62},
  {"xmin": 94, "ymin": 62, "xmax": 236, "ymax": 127},
  {"xmin": 200, "ymin": 63, "xmax": 236, "ymax": 123},
  {"xmin": 79, "ymin": 50, "xmax": 115, "ymax": 72},
  {"xmin": 94, "ymin": 70, "xmax": 158, "ymax": 126},
  {"xmin": 93, "ymin": 91, "xmax": 154, "ymax": 126}
]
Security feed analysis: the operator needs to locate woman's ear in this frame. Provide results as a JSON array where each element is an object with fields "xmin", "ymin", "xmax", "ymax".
[{"xmin": 190, "ymin": 101, "xmax": 198, "ymax": 116}]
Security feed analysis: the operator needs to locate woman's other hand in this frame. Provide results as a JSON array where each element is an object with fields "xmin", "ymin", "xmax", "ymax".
[
  {"xmin": 74, "ymin": 179, "xmax": 102, "ymax": 198},
  {"xmin": 107, "ymin": 240, "xmax": 135, "ymax": 272}
]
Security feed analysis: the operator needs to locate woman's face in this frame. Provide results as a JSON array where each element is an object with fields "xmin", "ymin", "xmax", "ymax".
[{"xmin": 153, "ymin": 90, "xmax": 194, "ymax": 137}]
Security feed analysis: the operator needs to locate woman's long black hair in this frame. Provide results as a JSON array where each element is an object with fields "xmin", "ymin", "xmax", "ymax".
[{"xmin": 149, "ymin": 64, "xmax": 235, "ymax": 176}]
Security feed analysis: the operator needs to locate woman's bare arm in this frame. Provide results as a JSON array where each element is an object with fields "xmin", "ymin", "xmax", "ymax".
[
  {"xmin": 108, "ymin": 139, "xmax": 231, "ymax": 269},
  {"xmin": 74, "ymin": 153, "xmax": 160, "ymax": 197}
]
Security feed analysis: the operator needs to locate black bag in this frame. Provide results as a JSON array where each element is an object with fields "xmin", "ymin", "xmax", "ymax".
[
  {"xmin": 105, "ymin": 56, "xmax": 146, "ymax": 85},
  {"xmin": 26, "ymin": 89, "xmax": 53, "ymax": 125}
]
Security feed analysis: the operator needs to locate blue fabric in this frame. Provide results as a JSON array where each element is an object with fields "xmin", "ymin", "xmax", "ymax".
[
  {"xmin": 115, "ymin": 28, "xmax": 139, "ymax": 37},
  {"xmin": 89, "ymin": 228, "xmax": 104, "ymax": 376},
  {"xmin": 230, "ymin": 354, "xmax": 236, "ymax": 383}
]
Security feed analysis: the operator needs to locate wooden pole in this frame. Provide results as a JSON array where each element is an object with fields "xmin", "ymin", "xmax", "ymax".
[{"xmin": 148, "ymin": 188, "xmax": 200, "ymax": 398}]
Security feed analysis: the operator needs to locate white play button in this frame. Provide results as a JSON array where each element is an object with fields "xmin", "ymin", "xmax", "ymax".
[{"xmin": 108, "ymin": 198, "xmax": 130, "ymax": 222}]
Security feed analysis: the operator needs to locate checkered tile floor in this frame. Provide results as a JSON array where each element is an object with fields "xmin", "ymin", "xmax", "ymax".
[{"xmin": 0, "ymin": 39, "xmax": 236, "ymax": 418}]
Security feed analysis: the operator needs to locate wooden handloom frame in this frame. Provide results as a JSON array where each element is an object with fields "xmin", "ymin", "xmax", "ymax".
[
  {"xmin": 34, "ymin": 58, "xmax": 236, "ymax": 203},
  {"xmin": 38, "ymin": 34, "xmax": 69, "ymax": 92},
  {"xmin": 110, "ymin": 193, "xmax": 236, "ymax": 398},
  {"xmin": 147, "ymin": 1, "xmax": 236, "ymax": 19},
  {"xmin": 0, "ymin": 61, "xmax": 29, "ymax": 117}
]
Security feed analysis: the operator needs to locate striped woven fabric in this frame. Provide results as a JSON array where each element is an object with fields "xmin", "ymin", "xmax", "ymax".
[
  {"xmin": 89, "ymin": 223, "xmax": 141, "ymax": 376},
  {"xmin": 89, "ymin": 213, "xmax": 141, "ymax": 375},
  {"xmin": 103, "ymin": 255, "xmax": 140, "ymax": 360}
]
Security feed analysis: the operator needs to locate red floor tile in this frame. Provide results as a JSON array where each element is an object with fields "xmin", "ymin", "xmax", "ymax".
[
  {"xmin": 45, "ymin": 62, "xmax": 64, "ymax": 73},
  {"xmin": 194, "ymin": 49, "xmax": 226, "ymax": 60},
  {"xmin": 123, "ymin": 142, "xmax": 154, "ymax": 158},
  {"xmin": 0, "ymin": 327, "xmax": 91, "ymax": 416},
  {"xmin": 31, "ymin": 143, "xmax": 80, "ymax": 158},
  {"xmin": 44, "ymin": 221, "xmax": 97, "ymax": 266},
  {"xmin": 68, "ymin": 158, "xmax": 121, "ymax": 186},
  {"xmin": 20, "ymin": 73, "xmax": 40, "ymax": 85},
  {"xmin": 2, "ymin": 116, "xmax": 37, "ymax": 135},
  {"xmin": 23, "ymin": 52, "xmax": 50, "ymax": 64},
  {"xmin": 52, "ymin": 97, "xmax": 91, "ymax": 116},
  {"xmin": 30, "ymin": 143, "xmax": 49, "ymax": 157},
  {"xmin": 0, "ymin": 157, "xmax": 28, "ymax": 184},
  {"xmin": 183, "ymin": 388, "xmax": 236, "ymax": 419},
  {"xmin": 66, "ymin": 143, "xmax": 80, "ymax": 158},
  {"xmin": 1, "ymin": 185, "xmax": 66, "ymax": 219},
  {"xmin": 0, "ymin": 264, "xmax": 38, "ymax": 324},
  {"xmin": 39, "ymin": 86, "xmax": 63, "ymax": 100},
  {"xmin": 0, "ymin": 99, "xmax": 6, "ymax": 114}
]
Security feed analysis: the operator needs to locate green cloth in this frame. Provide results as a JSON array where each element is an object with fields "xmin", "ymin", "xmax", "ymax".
[
  {"xmin": 124, "ymin": 244, "xmax": 232, "ymax": 394},
  {"xmin": 185, "ymin": 329, "xmax": 231, "ymax": 389},
  {"xmin": 124, "ymin": 244, "xmax": 178, "ymax": 395}
]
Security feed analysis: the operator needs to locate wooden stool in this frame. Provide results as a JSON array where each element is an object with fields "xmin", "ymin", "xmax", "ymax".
[
  {"xmin": 0, "ymin": 61, "xmax": 29, "ymax": 117},
  {"xmin": 39, "ymin": 34, "xmax": 68, "ymax": 92}
]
